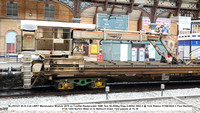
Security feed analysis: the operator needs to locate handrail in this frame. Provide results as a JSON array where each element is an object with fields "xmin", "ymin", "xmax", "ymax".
[
  {"xmin": 98, "ymin": 29, "xmax": 162, "ymax": 36},
  {"xmin": 189, "ymin": 47, "xmax": 200, "ymax": 59},
  {"xmin": 0, "ymin": 52, "xmax": 19, "ymax": 62}
]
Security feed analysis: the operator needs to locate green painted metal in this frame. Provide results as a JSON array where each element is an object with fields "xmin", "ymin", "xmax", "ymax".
[{"xmin": 72, "ymin": 78, "xmax": 93, "ymax": 86}]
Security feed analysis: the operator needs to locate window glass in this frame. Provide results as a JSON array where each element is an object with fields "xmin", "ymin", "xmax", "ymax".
[
  {"xmin": 42, "ymin": 27, "xmax": 57, "ymax": 38},
  {"xmin": 6, "ymin": 31, "xmax": 17, "ymax": 53},
  {"xmin": 44, "ymin": 5, "xmax": 55, "ymax": 19},
  {"xmin": 6, "ymin": 2, "xmax": 18, "ymax": 17},
  {"xmin": 7, "ymin": 43, "xmax": 15, "ymax": 53},
  {"xmin": 192, "ymin": 25, "xmax": 195, "ymax": 33}
]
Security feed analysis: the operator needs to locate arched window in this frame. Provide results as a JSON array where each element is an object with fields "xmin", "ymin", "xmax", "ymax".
[
  {"xmin": 44, "ymin": 4, "xmax": 55, "ymax": 19},
  {"xmin": 6, "ymin": 31, "xmax": 17, "ymax": 53}
]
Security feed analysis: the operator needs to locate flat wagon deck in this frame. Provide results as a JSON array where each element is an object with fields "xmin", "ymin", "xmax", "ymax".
[{"xmin": 47, "ymin": 61, "xmax": 200, "ymax": 76}]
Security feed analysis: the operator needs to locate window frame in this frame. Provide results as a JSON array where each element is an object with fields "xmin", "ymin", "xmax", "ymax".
[
  {"xmin": 6, "ymin": 1, "xmax": 18, "ymax": 17},
  {"xmin": 44, "ymin": 4, "xmax": 55, "ymax": 20}
]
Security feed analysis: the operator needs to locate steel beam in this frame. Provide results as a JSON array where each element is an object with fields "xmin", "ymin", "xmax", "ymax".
[
  {"xmin": 167, "ymin": 12, "xmax": 172, "ymax": 18},
  {"xmin": 175, "ymin": 0, "xmax": 182, "ymax": 16},
  {"xmin": 93, "ymin": 6, "xmax": 99, "ymax": 24},
  {"xmin": 80, "ymin": 0, "xmax": 197, "ymax": 11},
  {"xmin": 103, "ymin": 0, "xmax": 108, "ymax": 11},
  {"xmin": 137, "ymin": 12, "xmax": 143, "ymax": 31},
  {"xmin": 150, "ymin": 0, "xmax": 159, "ymax": 23},
  {"xmin": 10, "ymin": 0, "xmax": 14, "ymax": 3},
  {"xmin": 128, "ymin": 0, "xmax": 135, "ymax": 13},
  {"xmin": 74, "ymin": 0, "xmax": 81, "ymax": 18},
  {"xmin": 195, "ymin": 0, "xmax": 200, "ymax": 18},
  {"xmin": 111, "ymin": 5, "xmax": 115, "ymax": 14}
]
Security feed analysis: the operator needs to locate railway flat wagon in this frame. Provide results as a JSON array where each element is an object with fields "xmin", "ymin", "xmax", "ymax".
[{"xmin": 0, "ymin": 20, "xmax": 199, "ymax": 91}]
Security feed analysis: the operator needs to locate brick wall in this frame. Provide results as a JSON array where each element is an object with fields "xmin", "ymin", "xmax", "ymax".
[
  {"xmin": 0, "ymin": 19, "xmax": 21, "ymax": 35},
  {"xmin": 0, "ymin": 19, "xmax": 21, "ymax": 53},
  {"xmin": 0, "ymin": 0, "xmax": 73, "ymax": 22},
  {"xmin": 58, "ymin": 4, "xmax": 73, "ymax": 22},
  {"xmin": 0, "ymin": 0, "xmax": 1, "ymax": 18},
  {"xmin": 170, "ymin": 22, "xmax": 178, "ymax": 35},
  {"xmin": 24, "ymin": 0, "xmax": 38, "ymax": 20},
  {"xmin": 129, "ymin": 21, "xmax": 138, "ymax": 31},
  {"xmin": 0, "ymin": 0, "xmax": 6, "ymax": 18},
  {"xmin": 0, "ymin": 37, "xmax": 5, "ymax": 53},
  {"xmin": 0, "ymin": 0, "xmax": 74, "ymax": 53},
  {"xmin": 81, "ymin": 17, "xmax": 93, "ymax": 24}
]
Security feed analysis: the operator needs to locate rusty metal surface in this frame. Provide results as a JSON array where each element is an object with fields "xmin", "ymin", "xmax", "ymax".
[{"xmin": 43, "ymin": 61, "xmax": 200, "ymax": 76}]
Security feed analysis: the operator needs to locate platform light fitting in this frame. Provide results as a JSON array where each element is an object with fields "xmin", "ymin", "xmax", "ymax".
[
  {"xmin": 138, "ymin": 4, "xmax": 144, "ymax": 8},
  {"xmin": 29, "ymin": 12, "xmax": 32, "ymax": 17}
]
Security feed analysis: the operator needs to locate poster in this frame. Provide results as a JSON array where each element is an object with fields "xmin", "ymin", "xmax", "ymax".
[
  {"xmin": 120, "ymin": 44, "xmax": 128, "ymax": 61},
  {"xmin": 179, "ymin": 16, "xmax": 191, "ymax": 31},
  {"xmin": 91, "ymin": 44, "xmax": 98, "ymax": 54},
  {"xmin": 142, "ymin": 17, "xmax": 171, "ymax": 34}
]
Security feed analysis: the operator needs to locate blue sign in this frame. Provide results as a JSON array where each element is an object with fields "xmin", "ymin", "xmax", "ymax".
[
  {"xmin": 97, "ymin": 13, "xmax": 129, "ymax": 31},
  {"xmin": 178, "ymin": 41, "xmax": 184, "ymax": 46},
  {"xmin": 192, "ymin": 40, "xmax": 200, "ymax": 46},
  {"xmin": 184, "ymin": 41, "xmax": 190, "ymax": 46}
]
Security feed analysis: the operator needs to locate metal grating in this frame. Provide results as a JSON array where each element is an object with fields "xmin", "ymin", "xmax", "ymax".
[
  {"xmin": 158, "ymin": 1, "xmax": 176, "ymax": 7},
  {"xmin": 59, "ymin": 0, "xmax": 74, "ymax": 9},
  {"xmin": 182, "ymin": 3, "xmax": 196, "ymax": 9},
  {"xmin": 80, "ymin": 2, "xmax": 95, "ymax": 10},
  {"xmin": 156, "ymin": 9, "xmax": 168, "ymax": 16},
  {"xmin": 135, "ymin": 0, "xmax": 153, "ymax": 5}
]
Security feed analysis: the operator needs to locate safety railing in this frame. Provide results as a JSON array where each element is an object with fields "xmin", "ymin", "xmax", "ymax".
[
  {"xmin": 0, "ymin": 52, "xmax": 20, "ymax": 62},
  {"xmin": 189, "ymin": 47, "xmax": 200, "ymax": 60}
]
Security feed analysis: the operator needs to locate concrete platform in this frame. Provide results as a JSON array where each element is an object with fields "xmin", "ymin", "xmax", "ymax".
[{"xmin": 0, "ymin": 62, "xmax": 23, "ymax": 68}]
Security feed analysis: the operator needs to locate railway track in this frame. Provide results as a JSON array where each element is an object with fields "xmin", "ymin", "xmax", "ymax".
[
  {"xmin": 55, "ymin": 91, "xmax": 200, "ymax": 113},
  {"xmin": 1, "ymin": 82, "xmax": 200, "ymax": 113},
  {"xmin": 1, "ymin": 82, "xmax": 200, "ymax": 98},
  {"xmin": 56, "ymin": 94, "xmax": 200, "ymax": 113}
]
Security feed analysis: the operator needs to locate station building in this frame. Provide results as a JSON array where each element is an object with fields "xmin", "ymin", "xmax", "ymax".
[
  {"xmin": 0, "ymin": 0, "xmax": 181, "ymax": 61},
  {"xmin": 178, "ymin": 18, "xmax": 200, "ymax": 60}
]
